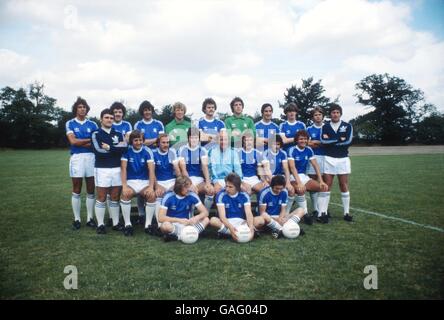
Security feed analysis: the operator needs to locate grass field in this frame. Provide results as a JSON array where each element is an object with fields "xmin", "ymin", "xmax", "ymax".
[{"xmin": 0, "ymin": 149, "xmax": 443, "ymax": 299}]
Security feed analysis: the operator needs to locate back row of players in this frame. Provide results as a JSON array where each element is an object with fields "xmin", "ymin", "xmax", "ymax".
[{"xmin": 66, "ymin": 96, "xmax": 353, "ymax": 241}]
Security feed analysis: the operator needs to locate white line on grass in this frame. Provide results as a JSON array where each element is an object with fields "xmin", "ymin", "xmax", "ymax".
[{"xmin": 330, "ymin": 203, "xmax": 444, "ymax": 233}]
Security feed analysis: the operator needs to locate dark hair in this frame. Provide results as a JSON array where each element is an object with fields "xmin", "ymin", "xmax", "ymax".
[
  {"xmin": 72, "ymin": 97, "xmax": 90, "ymax": 116},
  {"xmin": 187, "ymin": 127, "xmax": 200, "ymax": 139},
  {"xmin": 270, "ymin": 175, "xmax": 286, "ymax": 188},
  {"xmin": 129, "ymin": 129, "xmax": 143, "ymax": 145},
  {"xmin": 202, "ymin": 98, "xmax": 217, "ymax": 113},
  {"xmin": 328, "ymin": 103, "xmax": 342, "ymax": 115},
  {"xmin": 110, "ymin": 102, "xmax": 126, "ymax": 117},
  {"xmin": 138, "ymin": 100, "xmax": 155, "ymax": 116},
  {"xmin": 295, "ymin": 129, "xmax": 309, "ymax": 141},
  {"xmin": 100, "ymin": 108, "xmax": 113, "ymax": 119},
  {"xmin": 241, "ymin": 131, "xmax": 255, "ymax": 149},
  {"xmin": 174, "ymin": 176, "xmax": 192, "ymax": 194},
  {"xmin": 284, "ymin": 102, "xmax": 299, "ymax": 114},
  {"xmin": 261, "ymin": 103, "xmax": 273, "ymax": 114},
  {"xmin": 311, "ymin": 106, "xmax": 324, "ymax": 117},
  {"xmin": 225, "ymin": 173, "xmax": 242, "ymax": 192},
  {"xmin": 273, "ymin": 134, "xmax": 283, "ymax": 146},
  {"xmin": 230, "ymin": 97, "xmax": 244, "ymax": 112}
]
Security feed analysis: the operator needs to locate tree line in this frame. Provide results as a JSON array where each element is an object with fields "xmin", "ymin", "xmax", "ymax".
[{"xmin": 1, "ymin": 74, "xmax": 443, "ymax": 149}]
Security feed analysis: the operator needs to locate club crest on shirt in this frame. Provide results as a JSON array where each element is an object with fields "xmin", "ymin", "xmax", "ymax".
[{"xmin": 87, "ymin": 128, "xmax": 91, "ymax": 133}]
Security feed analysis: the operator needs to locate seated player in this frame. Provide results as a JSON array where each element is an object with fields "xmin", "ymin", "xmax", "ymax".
[
  {"xmin": 120, "ymin": 130, "xmax": 156, "ymax": 236},
  {"xmin": 262, "ymin": 134, "xmax": 296, "ymax": 213},
  {"xmin": 209, "ymin": 173, "xmax": 255, "ymax": 242},
  {"xmin": 91, "ymin": 108, "xmax": 128, "ymax": 234},
  {"xmin": 254, "ymin": 175, "xmax": 306, "ymax": 238},
  {"xmin": 287, "ymin": 130, "xmax": 328, "ymax": 224},
  {"xmin": 177, "ymin": 128, "xmax": 215, "ymax": 212},
  {"xmin": 238, "ymin": 132, "xmax": 268, "ymax": 195},
  {"xmin": 158, "ymin": 176, "xmax": 209, "ymax": 242},
  {"xmin": 152, "ymin": 133, "xmax": 181, "ymax": 228}
]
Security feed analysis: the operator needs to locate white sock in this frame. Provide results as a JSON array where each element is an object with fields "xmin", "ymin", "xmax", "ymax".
[
  {"xmin": 86, "ymin": 194, "xmax": 95, "ymax": 221},
  {"xmin": 120, "ymin": 200, "xmax": 132, "ymax": 227},
  {"xmin": 296, "ymin": 195, "xmax": 308, "ymax": 214},
  {"xmin": 193, "ymin": 222, "xmax": 206, "ymax": 234},
  {"xmin": 155, "ymin": 198, "xmax": 162, "ymax": 224},
  {"xmin": 95, "ymin": 201, "xmax": 106, "ymax": 226},
  {"xmin": 290, "ymin": 215, "xmax": 301, "ymax": 224},
  {"xmin": 169, "ymin": 224, "xmax": 179, "ymax": 237},
  {"xmin": 109, "ymin": 201, "xmax": 120, "ymax": 226},
  {"xmin": 341, "ymin": 192, "xmax": 350, "ymax": 215},
  {"xmin": 145, "ymin": 202, "xmax": 156, "ymax": 228},
  {"xmin": 137, "ymin": 195, "xmax": 146, "ymax": 217},
  {"xmin": 318, "ymin": 192, "xmax": 329, "ymax": 217},
  {"xmin": 310, "ymin": 192, "xmax": 319, "ymax": 212},
  {"xmin": 286, "ymin": 196, "xmax": 295, "ymax": 214},
  {"xmin": 218, "ymin": 225, "xmax": 230, "ymax": 235},
  {"xmin": 204, "ymin": 195, "xmax": 214, "ymax": 211},
  {"xmin": 71, "ymin": 193, "xmax": 81, "ymax": 222},
  {"xmin": 266, "ymin": 219, "xmax": 283, "ymax": 232}
]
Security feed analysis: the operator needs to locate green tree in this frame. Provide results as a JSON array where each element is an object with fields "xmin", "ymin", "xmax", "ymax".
[
  {"xmin": 355, "ymin": 74, "xmax": 435, "ymax": 145},
  {"xmin": 280, "ymin": 77, "xmax": 336, "ymax": 124},
  {"xmin": 415, "ymin": 112, "xmax": 444, "ymax": 144},
  {"xmin": 0, "ymin": 83, "xmax": 65, "ymax": 148}
]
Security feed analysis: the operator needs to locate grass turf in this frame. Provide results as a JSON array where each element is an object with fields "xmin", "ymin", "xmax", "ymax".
[{"xmin": 0, "ymin": 150, "xmax": 443, "ymax": 299}]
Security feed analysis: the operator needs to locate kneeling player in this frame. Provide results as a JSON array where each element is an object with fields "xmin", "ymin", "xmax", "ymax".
[
  {"xmin": 158, "ymin": 176, "xmax": 209, "ymax": 242},
  {"xmin": 288, "ymin": 130, "xmax": 328, "ymax": 224},
  {"xmin": 210, "ymin": 173, "xmax": 255, "ymax": 242},
  {"xmin": 254, "ymin": 175, "xmax": 306, "ymax": 238},
  {"xmin": 120, "ymin": 130, "xmax": 156, "ymax": 236}
]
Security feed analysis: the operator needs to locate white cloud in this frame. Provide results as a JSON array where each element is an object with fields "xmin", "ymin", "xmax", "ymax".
[{"xmin": 1, "ymin": 0, "xmax": 443, "ymax": 121}]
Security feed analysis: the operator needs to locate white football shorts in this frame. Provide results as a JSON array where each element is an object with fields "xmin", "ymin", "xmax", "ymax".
[
  {"xmin": 127, "ymin": 179, "xmax": 149, "ymax": 194},
  {"xmin": 95, "ymin": 167, "xmax": 122, "ymax": 187},
  {"xmin": 69, "ymin": 153, "xmax": 95, "ymax": 178},
  {"xmin": 290, "ymin": 173, "xmax": 311, "ymax": 185},
  {"xmin": 324, "ymin": 156, "xmax": 351, "ymax": 175},
  {"xmin": 157, "ymin": 178, "xmax": 175, "ymax": 191}
]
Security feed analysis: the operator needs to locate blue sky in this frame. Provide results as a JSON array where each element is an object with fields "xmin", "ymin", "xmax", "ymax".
[{"xmin": 0, "ymin": 0, "xmax": 443, "ymax": 121}]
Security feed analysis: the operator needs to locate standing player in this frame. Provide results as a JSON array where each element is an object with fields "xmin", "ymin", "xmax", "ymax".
[
  {"xmin": 66, "ymin": 97, "xmax": 98, "ymax": 229},
  {"xmin": 165, "ymin": 102, "xmax": 191, "ymax": 149},
  {"xmin": 210, "ymin": 173, "xmax": 255, "ymax": 241},
  {"xmin": 120, "ymin": 130, "xmax": 156, "ymax": 236},
  {"xmin": 198, "ymin": 98, "xmax": 225, "ymax": 150},
  {"xmin": 255, "ymin": 103, "xmax": 280, "ymax": 151},
  {"xmin": 134, "ymin": 100, "xmax": 164, "ymax": 150},
  {"xmin": 254, "ymin": 175, "xmax": 306, "ymax": 238},
  {"xmin": 287, "ymin": 130, "xmax": 328, "ymax": 224},
  {"xmin": 238, "ymin": 132, "xmax": 268, "ymax": 195},
  {"xmin": 262, "ymin": 135, "xmax": 295, "ymax": 213},
  {"xmin": 320, "ymin": 104, "xmax": 353, "ymax": 222},
  {"xmin": 208, "ymin": 129, "xmax": 243, "ymax": 194},
  {"xmin": 279, "ymin": 103, "xmax": 306, "ymax": 153},
  {"xmin": 91, "ymin": 109, "xmax": 128, "ymax": 234},
  {"xmin": 178, "ymin": 128, "xmax": 215, "ymax": 213},
  {"xmin": 110, "ymin": 102, "xmax": 132, "ymax": 141},
  {"xmin": 158, "ymin": 176, "xmax": 209, "ymax": 242},
  {"xmin": 152, "ymin": 133, "xmax": 182, "ymax": 226},
  {"xmin": 306, "ymin": 107, "xmax": 326, "ymax": 218},
  {"xmin": 224, "ymin": 97, "xmax": 256, "ymax": 149}
]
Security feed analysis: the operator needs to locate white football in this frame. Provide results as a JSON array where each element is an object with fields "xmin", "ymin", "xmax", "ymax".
[
  {"xmin": 282, "ymin": 220, "xmax": 301, "ymax": 239},
  {"xmin": 235, "ymin": 224, "xmax": 252, "ymax": 243},
  {"xmin": 180, "ymin": 226, "xmax": 199, "ymax": 244}
]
